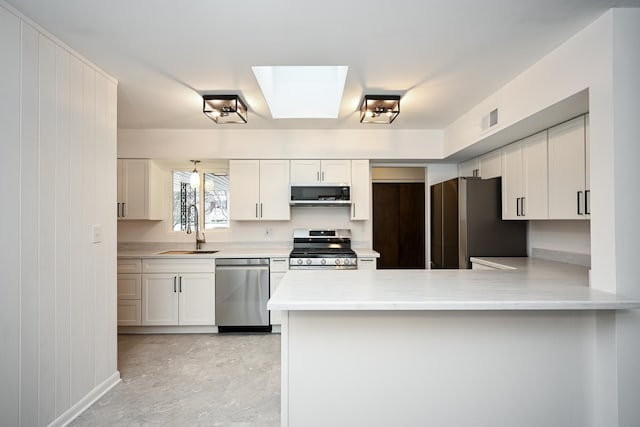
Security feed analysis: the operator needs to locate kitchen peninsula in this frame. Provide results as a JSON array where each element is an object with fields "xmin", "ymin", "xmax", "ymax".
[{"xmin": 268, "ymin": 258, "xmax": 640, "ymax": 427}]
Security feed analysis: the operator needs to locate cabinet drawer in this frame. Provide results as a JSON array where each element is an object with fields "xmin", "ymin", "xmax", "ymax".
[
  {"xmin": 118, "ymin": 300, "xmax": 142, "ymax": 326},
  {"xmin": 142, "ymin": 258, "xmax": 215, "ymax": 273},
  {"xmin": 117, "ymin": 258, "xmax": 142, "ymax": 274},
  {"xmin": 117, "ymin": 273, "xmax": 142, "ymax": 299},
  {"xmin": 358, "ymin": 258, "xmax": 377, "ymax": 270},
  {"xmin": 270, "ymin": 257, "xmax": 289, "ymax": 273}
]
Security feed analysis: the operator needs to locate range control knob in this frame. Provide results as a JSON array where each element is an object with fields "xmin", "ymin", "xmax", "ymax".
[
  {"xmin": 306, "ymin": 259, "xmax": 312, "ymax": 265},
  {"xmin": 320, "ymin": 259, "xmax": 327, "ymax": 265},
  {"xmin": 335, "ymin": 258, "xmax": 341, "ymax": 265},
  {"xmin": 343, "ymin": 258, "xmax": 350, "ymax": 265},
  {"xmin": 297, "ymin": 259, "xmax": 303, "ymax": 265}
]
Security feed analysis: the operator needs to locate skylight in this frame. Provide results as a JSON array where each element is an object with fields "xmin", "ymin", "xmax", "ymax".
[{"xmin": 252, "ymin": 66, "xmax": 348, "ymax": 119}]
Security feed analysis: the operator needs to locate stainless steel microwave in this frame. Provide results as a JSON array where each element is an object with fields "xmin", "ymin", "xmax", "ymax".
[{"xmin": 289, "ymin": 185, "xmax": 351, "ymax": 207}]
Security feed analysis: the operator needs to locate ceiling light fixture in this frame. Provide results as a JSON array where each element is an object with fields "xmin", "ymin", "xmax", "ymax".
[
  {"xmin": 190, "ymin": 160, "xmax": 201, "ymax": 189},
  {"xmin": 203, "ymin": 94, "xmax": 248, "ymax": 124},
  {"xmin": 360, "ymin": 95, "xmax": 401, "ymax": 124}
]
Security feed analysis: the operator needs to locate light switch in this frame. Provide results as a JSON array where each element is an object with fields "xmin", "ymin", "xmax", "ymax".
[{"xmin": 92, "ymin": 225, "xmax": 103, "ymax": 243}]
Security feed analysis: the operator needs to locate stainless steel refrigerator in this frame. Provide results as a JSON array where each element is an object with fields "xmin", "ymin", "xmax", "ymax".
[{"xmin": 431, "ymin": 177, "xmax": 527, "ymax": 269}]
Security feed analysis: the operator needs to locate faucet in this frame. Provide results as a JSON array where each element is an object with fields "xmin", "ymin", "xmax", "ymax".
[{"xmin": 186, "ymin": 204, "xmax": 206, "ymax": 250}]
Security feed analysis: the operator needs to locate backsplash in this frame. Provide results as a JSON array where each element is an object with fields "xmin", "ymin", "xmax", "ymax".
[{"xmin": 117, "ymin": 206, "xmax": 371, "ymax": 248}]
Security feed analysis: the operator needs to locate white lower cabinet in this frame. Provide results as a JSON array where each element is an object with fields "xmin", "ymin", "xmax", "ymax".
[
  {"xmin": 269, "ymin": 257, "xmax": 289, "ymax": 326},
  {"xmin": 117, "ymin": 259, "xmax": 142, "ymax": 326},
  {"xmin": 142, "ymin": 273, "xmax": 215, "ymax": 326},
  {"xmin": 357, "ymin": 257, "xmax": 377, "ymax": 270},
  {"xmin": 141, "ymin": 259, "xmax": 215, "ymax": 326}
]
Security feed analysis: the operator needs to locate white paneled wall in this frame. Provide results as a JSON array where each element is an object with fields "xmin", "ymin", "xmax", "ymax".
[{"xmin": 0, "ymin": 4, "xmax": 118, "ymax": 426}]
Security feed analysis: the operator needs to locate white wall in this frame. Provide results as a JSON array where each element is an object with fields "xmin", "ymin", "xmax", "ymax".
[
  {"xmin": 0, "ymin": 4, "xmax": 118, "ymax": 426},
  {"xmin": 444, "ymin": 9, "xmax": 640, "ymax": 425},
  {"xmin": 528, "ymin": 221, "xmax": 591, "ymax": 255},
  {"xmin": 610, "ymin": 9, "xmax": 640, "ymax": 427},
  {"xmin": 117, "ymin": 128, "xmax": 444, "ymax": 160}
]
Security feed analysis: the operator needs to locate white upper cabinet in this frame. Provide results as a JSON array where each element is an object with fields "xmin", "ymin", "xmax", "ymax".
[
  {"xmin": 459, "ymin": 158, "xmax": 480, "ymax": 177},
  {"xmin": 479, "ymin": 150, "xmax": 502, "ymax": 179},
  {"xmin": 502, "ymin": 131, "xmax": 548, "ymax": 220},
  {"xmin": 117, "ymin": 158, "xmax": 163, "ymax": 220},
  {"xmin": 290, "ymin": 159, "xmax": 351, "ymax": 184},
  {"xmin": 350, "ymin": 160, "xmax": 370, "ymax": 220},
  {"xmin": 230, "ymin": 159, "xmax": 290, "ymax": 220},
  {"xmin": 548, "ymin": 115, "xmax": 590, "ymax": 219}
]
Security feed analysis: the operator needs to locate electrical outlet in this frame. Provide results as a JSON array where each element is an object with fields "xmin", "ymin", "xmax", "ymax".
[
  {"xmin": 92, "ymin": 225, "xmax": 103, "ymax": 243},
  {"xmin": 265, "ymin": 228, "xmax": 273, "ymax": 237}
]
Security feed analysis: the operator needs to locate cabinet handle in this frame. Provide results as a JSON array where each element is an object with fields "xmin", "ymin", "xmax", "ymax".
[
  {"xmin": 122, "ymin": 202, "xmax": 126, "ymax": 218},
  {"xmin": 322, "ymin": 171, "xmax": 325, "ymax": 181},
  {"xmin": 117, "ymin": 202, "xmax": 120, "ymax": 217},
  {"xmin": 577, "ymin": 191, "xmax": 583, "ymax": 215},
  {"xmin": 272, "ymin": 259, "xmax": 286, "ymax": 262},
  {"xmin": 179, "ymin": 276, "xmax": 182, "ymax": 293},
  {"xmin": 585, "ymin": 190, "xmax": 590, "ymax": 215},
  {"xmin": 173, "ymin": 276, "xmax": 177, "ymax": 293},
  {"xmin": 317, "ymin": 171, "xmax": 320, "ymax": 181},
  {"xmin": 516, "ymin": 197, "xmax": 520, "ymax": 216},
  {"xmin": 521, "ymin": 197, "xmax": 525, "ymax": 216},
  {"xmin": 255, "ymin": 203, "xmax": 259, "ymax": 218},
  {"xmin": 260, "ymin": 203, "xmax": 263, "ymax": 218}
]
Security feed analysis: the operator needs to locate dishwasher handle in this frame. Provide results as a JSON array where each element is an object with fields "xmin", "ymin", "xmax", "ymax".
[
  {"xmin": 215, "ymin": 258, "xmax": 269, "ymax": 267},
  {"xmin": 215, "ymin": 265, "xmax": 269, "ymax": 272}
]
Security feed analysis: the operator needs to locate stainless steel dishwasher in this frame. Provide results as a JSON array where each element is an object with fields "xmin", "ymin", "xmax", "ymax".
[{"xmin": 215, "ymin": 258, "xmax": 271, "ymax": 332}]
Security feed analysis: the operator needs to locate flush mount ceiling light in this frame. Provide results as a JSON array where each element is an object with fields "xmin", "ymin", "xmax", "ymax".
[
  {"xmin": 252, "ymin": 66, "xmax": 348, "ymax": 118},
  {"xmin": 360, "ymin": 95, "xmax": 401, "ymax": 124},
  {"xmin": 202, "ymin": 94, "xmax": 248, "ymax": 124}
]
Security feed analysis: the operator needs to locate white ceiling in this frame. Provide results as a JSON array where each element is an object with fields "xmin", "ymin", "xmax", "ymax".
[{"xmin": 6, "ymin": 0, "xmax": 640, "ymax": 130}]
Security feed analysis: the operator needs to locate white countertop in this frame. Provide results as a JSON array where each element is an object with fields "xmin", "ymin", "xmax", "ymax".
[{"xmin": 268, "ymin": 257, "xmax": 640, "ymax": 311}]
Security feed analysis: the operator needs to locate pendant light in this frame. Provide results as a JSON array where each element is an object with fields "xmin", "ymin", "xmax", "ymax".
[{"xmin": 190, "ymin": 160, "xmax": 200, "ymax": 189}]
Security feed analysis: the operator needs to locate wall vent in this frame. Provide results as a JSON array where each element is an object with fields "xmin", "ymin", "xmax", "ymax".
[{"xmin": 489, "ymin": 108, "xmax": 499, "ymax": 127}]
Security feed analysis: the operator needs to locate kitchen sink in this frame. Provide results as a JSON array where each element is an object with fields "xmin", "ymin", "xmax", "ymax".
[{"xmin": 158, "ymin": 250, "xmax": 219, "ymax": 255}]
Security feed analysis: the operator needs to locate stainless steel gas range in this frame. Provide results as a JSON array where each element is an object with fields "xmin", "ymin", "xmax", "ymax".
[{"xmin": 289, "ymin": 229, "xmax": 357, "ymax": 270}]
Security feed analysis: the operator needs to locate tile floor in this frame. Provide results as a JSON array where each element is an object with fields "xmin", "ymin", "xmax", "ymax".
[{"xmin": 70, "ymin": 333, "xmax": 281, "ymax": 427}]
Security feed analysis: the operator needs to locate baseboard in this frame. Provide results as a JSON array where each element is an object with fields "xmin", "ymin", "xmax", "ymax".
[
  {"xmin": 49, "ymin": 371, "xmax": 121, "ymax": 427},
  {"xmin": 118, "ymin": 325, "xmax": 219, "ymax": 334}
]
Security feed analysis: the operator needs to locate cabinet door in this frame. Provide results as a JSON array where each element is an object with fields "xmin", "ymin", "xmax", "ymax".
[
  {"xmin": 321, "ymin": 160, "xmax": 351, "ymax": 183},
  {"xmin": 142, "ymin": 274, "xmax": 179, "ymax": 326},
  {"xmin": 479, "ymin": 150, "xmax": 502, "ymax": 179},
  {"xmin": 117, "ymin": 159, "xmax": 124, "ymax": 217},
  {"xmin": 121, "ymin": 159, "xmax": 149, "ymax": 219},
  {"xmin": 269, "ymin": 272, "xmax": 286, "ymax": 325},
  {"xmin": 585, "ymin": 114, "xmax": 590, "ymax": 217},
  {"xmin": 229, "ymin": 160, "xmax": 260, "ymax": 220},
  {"xmin": 501, "ymin": 143, "xmax": 523, "ymax": 220},
  {"xmin": 259, "ymin": 160, "xmax": 291, "ymax": 220},
  {"xmin": 350, "ymin": 160, "xmax": 370, "ymax": 220},
  {"xmin": 522, "ymin": 131, "xmax": 548, "ymax": 219},
  {"xmin": 459, "ymin": 158, "xmax": 480, "ymax": 177},
  {"xmin": 290, "ymin": 160, "xmax": 321, "ymax": 184},
  {"xmin": 548, "ymin": 116, "xmax": 587, "ymax": 219},
  {"xmin": 178, "ymin": 273, "xmax": 215, "ymax": 326},
  {"xmin": 117, "ymin": 300, "xmax": 142, "ymax": 326}
]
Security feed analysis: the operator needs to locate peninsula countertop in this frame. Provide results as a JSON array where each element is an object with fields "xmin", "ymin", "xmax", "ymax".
[{"xmin": 268, "ymin": 257, "xmax": 640, "ymax": 311}]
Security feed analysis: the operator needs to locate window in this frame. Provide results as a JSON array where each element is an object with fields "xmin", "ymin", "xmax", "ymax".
[{"xmin": 172, "ymin": 171, "xmax": 229, "ymax": 231}]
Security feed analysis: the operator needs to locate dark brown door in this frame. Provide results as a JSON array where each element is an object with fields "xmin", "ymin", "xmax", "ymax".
[{"xmin": 372, "ymin": 183, "xmax": 426, "ymax": 269}]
